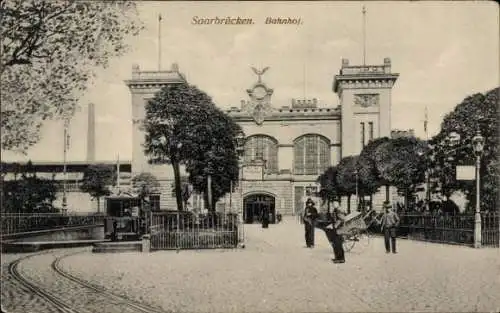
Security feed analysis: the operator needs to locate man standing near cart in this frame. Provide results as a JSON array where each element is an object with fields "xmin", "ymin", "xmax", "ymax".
[
  {"xmin": 303, "ymin": 198, "xmax": 318, "ymax": 248},
  {"xmin": 380, "ymin": 202, "xmax": 400, "ymax": 254}
]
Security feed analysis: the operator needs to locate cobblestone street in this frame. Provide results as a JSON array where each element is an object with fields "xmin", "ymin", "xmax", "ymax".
[{"xmin": 2, "ymin": 218, "xmax": 500, "ymax": 313}]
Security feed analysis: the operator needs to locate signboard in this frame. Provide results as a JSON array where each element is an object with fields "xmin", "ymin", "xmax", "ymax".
[
  {"xmin": 131, "ymin": 206, "xmax": 139, "ymax": 217},
  {"xmin": 456, "ymin": 165, "xmax": 475, "ymax": 180},
  {"xmin": 243, "ymin": 165, "xmax": 263, "ymax": 180}
]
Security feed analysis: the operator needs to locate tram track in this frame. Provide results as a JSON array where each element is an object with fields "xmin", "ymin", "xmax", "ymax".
[
  {"xmin": 6, "ymin": 250, "xmax": 170, "ymax": 313},
  {"xmin": 7, "ymin": 252, "xmax": 77, "ymax": 313},
  {"xmin": 51, "ymin": 253, "xmax": 167, "ymax": 313}
]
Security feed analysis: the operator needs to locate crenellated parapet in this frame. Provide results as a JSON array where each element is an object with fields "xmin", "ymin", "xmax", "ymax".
[
  {"xmin": 226, "ymin": 104, "xmax": 340, "ymax": 121},
  {"xmin": 125, "ymin": 63, "xmax": 187, "ymax": 90},
  {"xmin": 333, "ymin": 58, "xmax": 399, "ymax": 94},
  {"xmin": 291, "ymin": 98, "xmax": 318, "ymax": 108}
]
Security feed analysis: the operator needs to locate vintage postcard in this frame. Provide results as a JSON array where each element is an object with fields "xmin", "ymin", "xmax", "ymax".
[{"xmin": 1, "ymin": 1, "xmax": 499, "ymax": 313}]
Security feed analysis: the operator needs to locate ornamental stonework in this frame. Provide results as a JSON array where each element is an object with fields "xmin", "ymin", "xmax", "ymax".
[
  {"xmin": 354, "ymin": 94, "xmax": 380, "ymax": 107},
  {"xmin": 242, "ymin": 66, "xmax": 274, "ymax": 125}
]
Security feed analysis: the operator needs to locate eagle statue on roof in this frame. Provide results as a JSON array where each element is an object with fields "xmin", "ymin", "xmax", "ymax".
[{"xmin": 251, "ymin": 66, "xmax": 270, "ymax": 83}]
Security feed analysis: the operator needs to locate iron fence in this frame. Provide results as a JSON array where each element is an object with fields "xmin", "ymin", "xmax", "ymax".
[
  {"xmin": 399, "ymin": 213, "xmax": 499, "ymax": 247},
  {"xmin": 0, "ymin": 212, "xmax": 106, "ymax": 236},
  {"xmin": 149, "ymin": 211, "xmax": 243, "ymax": 250},
  {"xmin": 481, "ymin": 213, "xmax": 499, "ymax": 247}
]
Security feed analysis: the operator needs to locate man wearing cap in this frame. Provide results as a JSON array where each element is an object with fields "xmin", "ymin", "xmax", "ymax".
[
  {"xmin": 380, "ymin": 202, "xmax": 400, "ymax": 254},
  {"xmin": 303, "ymin": 198, "xmax": 318, "ymax": 248}
]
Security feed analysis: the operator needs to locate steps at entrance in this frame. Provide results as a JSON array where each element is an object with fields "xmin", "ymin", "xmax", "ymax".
[{"xmin": 92, "ymin": 241, "xmax": 142, "ymax": 253}]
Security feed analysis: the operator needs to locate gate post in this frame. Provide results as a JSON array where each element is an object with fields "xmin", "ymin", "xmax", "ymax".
[{"xmin": 141, "ymin": 234, "xmax": 151, "ymax": 253}]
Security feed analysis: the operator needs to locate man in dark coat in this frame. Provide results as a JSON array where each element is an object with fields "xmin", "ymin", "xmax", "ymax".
[
  {"xmin": 261, "ymin": 205, "xmax": 270, "ymax": 228},
  {"xmin": 303, "ymin": 198, "xmax": 319, "ymax": 248},
  {"xmin": 319, "ymin": 201, "xmax": 346, "ymax": 263}
]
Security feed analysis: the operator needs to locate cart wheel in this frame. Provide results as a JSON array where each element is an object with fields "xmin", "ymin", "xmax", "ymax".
[
  {"xmin": 342, "ymin": 234, "xmax": 356, "ymax": 252},
  {"xmin": 357, "ymin": 231, "xmax": 371, "ymax": 248}
]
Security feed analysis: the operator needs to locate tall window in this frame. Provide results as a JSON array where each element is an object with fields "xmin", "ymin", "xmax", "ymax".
[
  {"xmin": 243, "ymin": 135, "xmax": 278, "ymax": 173},
  {"xmin": 294, "ymin": 186, "xmax": 304, "ymax": 215},
  {"xmin": 360, "ymin": 122, "xmax": 365, "ymax": 148},
  {"xmin": 293, "ymin": 135, "xmax": 330, "ymax": 175},
  {"xmin": 368, "ymin": 122, "xmax": 374, "ymax": 141}
]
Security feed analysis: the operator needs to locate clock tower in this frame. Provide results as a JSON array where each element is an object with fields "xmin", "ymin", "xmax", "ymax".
[{"xmin": 333, "ymin": 58, "xmax": 399, "ymax": 157}]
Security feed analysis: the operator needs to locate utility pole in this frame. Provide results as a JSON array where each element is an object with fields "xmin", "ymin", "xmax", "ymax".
[{"xmin": 62, "ymin": 118, "xmax": 70, "ymax": 214}]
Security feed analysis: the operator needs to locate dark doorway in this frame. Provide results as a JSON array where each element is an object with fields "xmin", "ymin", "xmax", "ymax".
[{"xmin": 243, "ymin": 194, "xmax": 276, "ymax": 224}]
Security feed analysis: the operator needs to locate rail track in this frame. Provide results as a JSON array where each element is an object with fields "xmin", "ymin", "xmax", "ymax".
[
  {"xmin": 7, "ymin": 252, "xmax": 75, "ymax": 313},
  {"xmin": 5, "ymin": 250, "xmax": 169, "ymax": 313}
]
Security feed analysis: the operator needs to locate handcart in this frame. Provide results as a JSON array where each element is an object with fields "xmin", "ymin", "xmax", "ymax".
[{"xmin": 337, "ymin": 211, "xmax": 379, "ymax": 252}]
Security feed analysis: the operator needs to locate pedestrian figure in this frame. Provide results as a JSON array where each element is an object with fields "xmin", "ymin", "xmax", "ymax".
[
  {"xmin": 303, "ymin": 198, "xmax": 318, "ymax": 248},
  {"xmin": 380, "ymin": 202, "xmax": 400, "ymax": 254},
  {"xmin": 261, "ymin": 205, "xmax": 270, "ymax": 228},
  {"xmin": 318, "ymin": 201, "xmax": 346, "ymax": 263},
  {"xmin": 276, "ymin": 211, "xmax": 282, "ymax": 223},
  {"xmin": 111, "ymin": 219, "xmax": 118, "ymax": 241}
]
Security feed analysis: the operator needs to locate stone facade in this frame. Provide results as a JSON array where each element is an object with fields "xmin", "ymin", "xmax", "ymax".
[{"xmin": 126, "ymin": 59, "xmax": 399, "ymax": 218}]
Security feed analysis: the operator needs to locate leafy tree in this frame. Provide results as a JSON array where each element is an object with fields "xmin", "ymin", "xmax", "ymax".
[
  {"xmin": 131, "ymin": 172, "xmax": 160, "ymax": 198},
  {"xmin": 430, "ymin": 87, "xmax": 498, "ymax": 212},
  {"xmin": 185, "ymin": 108, "xmax": 242, "ymax": 211},
  {"xmin": 317, "ymin": 166, "xmax": 339, "ymax": 213},
  {"xmin": 336, "ymin": 155, "xmax": 359, "ymax": 212},
  {"xmin": 358, "ymin": 138, "xmax": 390, "ymax": 205},
  {"xmin": 369, "ymin": 138, "xmax": 397, "ymax": 202},
  {"xmin": 1, "ymin": 0, "xmax": 143, "ymax": 151},
  {"xmin": 1, "ymin": 161, "xmax": 58, "ymax": 213},
  {"xmin": 131, "ymin": 172, "xmax": 160, "ymax": 211},
  {"xmin": 144, "ymin": 83, "xmax": 222, "ymax": 211},
  {"xmin": 187, "ymin": 119, "xmax": 240, "ymax": 210},
  {"xmin": 80, "ymin": 164, "xmax": 116, "ymax": 213},
  {"xmin": 380, "ymin": 137, "xmax": 427, "ymax": 209}
]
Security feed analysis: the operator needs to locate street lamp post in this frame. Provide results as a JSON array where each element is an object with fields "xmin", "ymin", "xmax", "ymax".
[
  {"xmin": 418, "ymin": 148, "xmax": 432, "ymax": 210},
  {"xmin": 472, "ymin": 128, "xmax": 484, "ymax": 248},
  {"xmin": 62, "ymin": 118, "xmax": 70, "ymax": 214},
  {"xmin": 354, "ymin": 168, "xmax": 359, "ymax": 212}
]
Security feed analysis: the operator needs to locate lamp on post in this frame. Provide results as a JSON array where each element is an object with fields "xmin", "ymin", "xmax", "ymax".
[
  {"xmin": 417, "ymin": 147, "xmax": 432, "ymax": 209},
  {"xmin": 235, "ymin": 131, "xmax": 246, "ymax": 221},
  {"xmin": 62, "ymin": 118, "xmax": 70, "ymax": 214},
  {"xmin": 472, "ymin": 128, "xmax": 484, "ymax": 248},
  {"xmin": 354, "ymin": 168, "xmax": 359, "ymax": 212}
]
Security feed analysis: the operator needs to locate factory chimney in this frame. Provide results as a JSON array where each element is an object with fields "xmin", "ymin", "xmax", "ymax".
[{"xmin": 86, "ymin": 102, "xmax": 96, "ymax": 163}]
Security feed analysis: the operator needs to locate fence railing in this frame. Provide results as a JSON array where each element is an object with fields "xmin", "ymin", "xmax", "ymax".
[
  {"xmin": 0, "ymin": 213, "xmax": 106, "ymax": 236},
  {"xmin": 399, "ymin": 213, "xmax": 499, "ymax": 247},
  {"xmin": 481, "ymin": 213, "xmax": 499, "ymax": 247},
  {"xmin": 149, "ymin": 212, "xmax": 243, "ymax": 250}
]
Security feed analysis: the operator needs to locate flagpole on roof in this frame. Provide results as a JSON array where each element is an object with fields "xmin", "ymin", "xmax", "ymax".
[
  {"xmin": 424, "ymin": 106, "xmax": 429, "ymax": 141},
  {"xmin": 158, "ymin": 14, "xmax": 162, "ymax": 71},
  {"xmin": 116, "ymin": 154, "xmax": 121, "ymax": 192},
  {"xmin": 362, "ymin": 5, "xmax": 367, "ymax": 65}
]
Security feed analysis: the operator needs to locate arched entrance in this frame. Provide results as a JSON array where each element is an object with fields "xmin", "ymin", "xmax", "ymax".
[{"xmin": 243, "ymin": 194, "xmax": 276, "ymax": 224}]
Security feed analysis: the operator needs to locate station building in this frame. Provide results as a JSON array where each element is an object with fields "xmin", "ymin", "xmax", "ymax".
[{"xmin": 126, "ymin": 58, "xmax": 400, "ymax": 221}]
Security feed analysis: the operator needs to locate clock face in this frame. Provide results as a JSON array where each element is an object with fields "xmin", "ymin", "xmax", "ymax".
[{"xmin": 253, "ymin": 86, "xmax": 267, "ymax": 100}]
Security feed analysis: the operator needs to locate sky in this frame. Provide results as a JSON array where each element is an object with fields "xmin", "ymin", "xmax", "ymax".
[{"xmin": 2, "ymin": 1, "xmax": 498, "ymax": 163}]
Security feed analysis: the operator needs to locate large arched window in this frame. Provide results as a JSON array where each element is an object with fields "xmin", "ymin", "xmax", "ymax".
[
  {"xmin": 294, "ymin": 134, "xmax": 330, "ymax": 175},
  {"xmin": 244, "ymin": 135, "xmax": 278, "ymax": 173}
]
